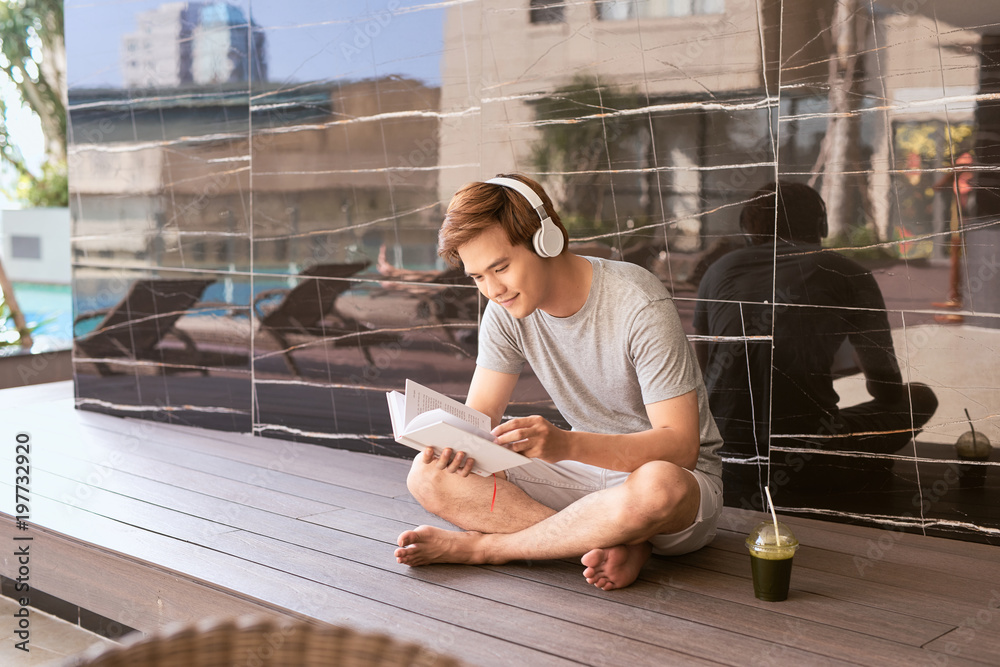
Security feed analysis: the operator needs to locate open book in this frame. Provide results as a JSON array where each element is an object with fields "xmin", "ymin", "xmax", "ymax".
[{"xmin": 386, "ymin": 379, "xmax": 531, "ymax": 477}]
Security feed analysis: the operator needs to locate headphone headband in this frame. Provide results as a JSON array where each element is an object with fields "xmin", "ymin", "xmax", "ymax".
[
  {"xmin": 486, "ymin": 176, "xmax": 565, "ymax": 258},
  {"xmin": 486, "ymin": 177, "xmax": 545, "ymax": 215}
]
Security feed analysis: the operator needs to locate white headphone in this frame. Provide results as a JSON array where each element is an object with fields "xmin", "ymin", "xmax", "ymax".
[{"xmin": 486, "ymin": 177, "xmax": 565, "ymax": 258}]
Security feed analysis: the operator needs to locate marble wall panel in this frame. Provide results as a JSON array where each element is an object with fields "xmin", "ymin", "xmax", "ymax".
[{"xmin": 67, "ymin": 0, "xmax": 999, "ymax": 543}]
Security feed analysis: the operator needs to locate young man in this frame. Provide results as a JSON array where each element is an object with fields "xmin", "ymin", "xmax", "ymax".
[{"xmin": 394, "ymin": 174, "xmax": 724, "ymax": 590}]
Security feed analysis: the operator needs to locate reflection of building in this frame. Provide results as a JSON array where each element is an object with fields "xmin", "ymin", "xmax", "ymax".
[
  {"xmin": 441, "ymin": 1, "xmax": 984, "ymax": 257},
  {"xmin": 0, "ymin": 209, "xmax": 71, "ymax": 285},
  {"xmin": 69, "ymin": 78, "xmax": 440, "ymax": 273},
  {"xmin": 121, "ymin": 2, "xmax": 267, "ymax": 88},
  {"xmin": 885, "ymin": 0, "xmax": 1000, "ymax": 324},
  {"xmin": 442, "ymin": 1, "xmax": 775, "ymax": 252}
]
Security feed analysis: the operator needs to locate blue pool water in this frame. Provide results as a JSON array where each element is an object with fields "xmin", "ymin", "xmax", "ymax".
[{"xmin": 7, "ymin": 282, "xmax": 73, "ymax": 344}]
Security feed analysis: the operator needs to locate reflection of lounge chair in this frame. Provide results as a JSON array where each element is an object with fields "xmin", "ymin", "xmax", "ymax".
[
  {"xmin": 74, "ymin": 278, "xmax": 233, "ymax": 376},
  {"xmin": 254, "ymin": 262, "xmax": 399, "ymax": 375},
  {"xmin": 372, "ymin": 253, "xmax": 480, "ymax": 351},
  {"xmin": 412, "ymin": 267, "xmax": 480, "ymax": 347}
]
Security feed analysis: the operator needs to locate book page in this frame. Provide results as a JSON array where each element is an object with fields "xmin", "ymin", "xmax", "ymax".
[
  {"xmin": 385, "ymin": 391, "xmax": 405, "ymax": 439},
  {"xmin": 406, "ymin": 408, "xmax": 495, "ymax": 442},
  {"xmin": 404, "ymin": 379, "xmax": 491, "ymax": 433}
]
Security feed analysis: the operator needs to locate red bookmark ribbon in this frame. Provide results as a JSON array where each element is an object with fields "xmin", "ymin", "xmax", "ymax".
[{"xmin": 490, "ymin": 473, "xmax": 497, "ymax": 512}]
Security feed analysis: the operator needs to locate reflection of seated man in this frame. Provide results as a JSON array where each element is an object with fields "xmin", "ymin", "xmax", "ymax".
[{"xmin": 693, "ymin": 182, "xmax": 938, "ymax": 504}]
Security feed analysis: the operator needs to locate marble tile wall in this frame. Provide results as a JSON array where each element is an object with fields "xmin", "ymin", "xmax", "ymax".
[{"xmin": 67, "ymin": 0, "xmax": 999, "ymax": 543}]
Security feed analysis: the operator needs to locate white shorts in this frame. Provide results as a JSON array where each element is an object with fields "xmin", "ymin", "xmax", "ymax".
[{"xmin": 505, "ymin": 459, "xmax": 723, "ymax": 556}]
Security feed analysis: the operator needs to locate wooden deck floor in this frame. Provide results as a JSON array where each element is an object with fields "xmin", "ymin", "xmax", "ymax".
[{"xmin": 1, "ymin": 381, "xmax": 998, "ymax": 666}]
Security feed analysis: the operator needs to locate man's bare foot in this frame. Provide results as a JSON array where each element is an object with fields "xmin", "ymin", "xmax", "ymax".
[
  {"xmin": 581, "ymin": 543, "xmax": 652, "ymax": 590},
  {"xmin": 395, "ymin": 525, "xmax": 488, "ymax": 567}
]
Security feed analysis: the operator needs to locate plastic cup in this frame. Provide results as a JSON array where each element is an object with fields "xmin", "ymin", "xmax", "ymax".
[{"xmin": 746, "ymin": 521, "xmax": 799, "ymax": 601}]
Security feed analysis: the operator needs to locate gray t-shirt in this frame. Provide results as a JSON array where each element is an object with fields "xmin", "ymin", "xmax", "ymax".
[{"xmin": 477, "ymin": 256, "xmax": 723, "ymax": 479}]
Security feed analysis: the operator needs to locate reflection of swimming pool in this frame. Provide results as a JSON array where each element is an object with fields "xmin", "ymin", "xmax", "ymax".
[{"xmin": 9, "ymin": 282, "xmax": 72, "ymax": 345}]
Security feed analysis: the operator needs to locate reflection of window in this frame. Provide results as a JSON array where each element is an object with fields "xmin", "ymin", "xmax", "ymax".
[
  {"xmin": 596, "ymin": 0, "xmax": 724, "ymax": 20},
  {"xmin": 531, "ymin": 0, "xmax": 565, "ymax": 23},
  {"xmin": 274, "ymin": 238, "xmax": 288, "ymax": 261},
  {"xmin": 11, "ymin": 235, "xmax": 41, "ymax": 260}
]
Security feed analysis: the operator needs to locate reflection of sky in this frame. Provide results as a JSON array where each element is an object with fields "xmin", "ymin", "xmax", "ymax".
[{"xmin": 66, "ymin": 0, "xmax": 445, "ymax": 89}]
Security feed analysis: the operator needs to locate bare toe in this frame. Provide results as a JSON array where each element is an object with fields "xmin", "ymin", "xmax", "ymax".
[{"xmin": 580, "ymin": 544, "xmax": 651, "ymax": 590}]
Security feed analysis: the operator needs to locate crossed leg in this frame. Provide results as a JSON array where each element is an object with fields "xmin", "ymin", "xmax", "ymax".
[{"xmin": 396, "ymin": 449, "xmax": 701, "ymax": 590}]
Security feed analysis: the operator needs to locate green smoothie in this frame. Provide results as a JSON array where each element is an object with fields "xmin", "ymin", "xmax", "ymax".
[
  {"xmin": 749, "ymin": 549, "xmax": 796, "ymax": 601},
  {"xmin": 746, "ymin": 522, "xmax": 799, "ymax": 602}
]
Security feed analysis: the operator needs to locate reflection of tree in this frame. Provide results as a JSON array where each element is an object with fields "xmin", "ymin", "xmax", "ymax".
[
  {"xmin": 529, "ymin": 76, "xmax": 646, "ymax": 238},
  {"xmin": 811, "ymin": 0, "xmax": 866, "ymax": 241}
]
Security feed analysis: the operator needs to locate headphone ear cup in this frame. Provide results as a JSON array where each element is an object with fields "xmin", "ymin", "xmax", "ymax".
[{"xmin": 533, "ymin": 217, "xmax": 564, "ymax": 258}]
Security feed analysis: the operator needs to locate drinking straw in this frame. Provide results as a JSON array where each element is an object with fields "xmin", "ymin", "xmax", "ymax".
[
  {"xmin": 965, "ymin": 408, "xmax": 976, "ymax": 441},
  {"xmin": 764, "ymin": 485, "xmax": 781, "ymax": 546}
]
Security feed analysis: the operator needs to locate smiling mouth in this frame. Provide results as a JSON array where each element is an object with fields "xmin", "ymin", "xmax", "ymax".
[{"xmin": 496, "ymin": 294, "xmax": 518, "ymax": 306}]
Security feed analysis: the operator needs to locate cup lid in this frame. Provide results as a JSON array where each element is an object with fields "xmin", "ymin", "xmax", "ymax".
[{"xmin": 746, "ymin": 521, "xmax": 800, "ymax": 553}]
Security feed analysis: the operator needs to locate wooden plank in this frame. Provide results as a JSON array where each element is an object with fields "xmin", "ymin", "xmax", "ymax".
[
  {"xmin": 1, "ymin": 474, "xmax": 236, "ymax": 540},
  {"xmin": 709, "ymin": 528, "xmax": 994, "ymax": 604},
  {"xmin": 58, "ymin": 429, "xmax": 439, "ymax": 528},
  {"xmin": 0, "ymin": 516, "xmax": 297, "ymax": 633},
  {"xmin": 206, "ymin": 529, "xmax": 809, "ymax": 667},
  {"xmin": 5, "ymin": 412, "xmax": 337, "ymax": 518},
  {"xmin": 303, "ymin": 508, "xmax": 962, "ymax": 665},
  {"xmin": 670, "ymin": 542, "xmax": 986, "ymax": 627},
  {"xmin": 275, "ymin": 512, "xmax": 925, "ymax": 666},
  {"xmin": 0, "ymin": 504, "xmax": 574, "ymax": 666},
  {"xmin": 0, "ymin": 439, "xmax": 340, "ymax": 521},
  {"xmin": 721, "ymin": 507, "xmax": 1000, "ymax": 561},
  {"xmin": 738, "ymin": 517, "xmax": 1000, "ymax": 583},
  {"xmin": 923, "ymin": 602, "xmax": 1000, "ymax": 666},
  {"xmin": 3, "ymin": 462, "xmax": 723, "ymax": 665},
  {"xmin": 72, "ymin": 412, "xmax": 412, "ymax": 498},
  {"xmin": 3, "ymin": 463, "xmax": 719, "ymax": 664},
  {"xmin": 39, "ymin": 408, "xmax": 976, "ymax": 656},
  {"xmin": 13, "ymin": 412, "xmax": 446, "ymax": 530},
  {"xmin": 308, "ymin": 508, "xmax": 953, "ymax": 647},
  {"xmin": 4, "ymin": 383, "xmax": 998, "ymax": 666}
]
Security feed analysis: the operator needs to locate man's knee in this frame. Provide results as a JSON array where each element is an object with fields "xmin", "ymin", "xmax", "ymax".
[
  {"xmin": 625, "ymin": 461, "xmax": 698, "ymax": 526},
  {"xmin": 406, "ymin": 452, "xmax": 480, "ymax": 515},
  {"xmin": 406, "ymin": 453, "xmax": 438, "ymax": 509},
  {"xmin": 907, "ymin": 382, "xmax": 938, "ymax": 427}
]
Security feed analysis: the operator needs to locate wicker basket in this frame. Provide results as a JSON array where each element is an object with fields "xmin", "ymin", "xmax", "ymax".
[{"xmin": 60, "ymin": 616, "xmax": 464, "ymax": 667}]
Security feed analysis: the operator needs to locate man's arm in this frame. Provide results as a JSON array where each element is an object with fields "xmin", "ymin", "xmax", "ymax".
[
  {"xmin": 466, "ymin": 365, "xmax": 519, "ymax": 428},
  {"xmin": 492, "ymin": 389, "xmax": 701, "ymax": 473},
  {"xmin": 847, "ymin": 272, "xmax": 904, "ymax": 402}
]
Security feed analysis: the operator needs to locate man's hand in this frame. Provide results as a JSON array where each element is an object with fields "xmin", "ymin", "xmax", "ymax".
[
  {"xmin": 420, "ymin": 446, "xmax": 476, "ymax": 477},
  {"xmin": 492, "ymin": 416, "xmax": 571, "ymax": 462}
]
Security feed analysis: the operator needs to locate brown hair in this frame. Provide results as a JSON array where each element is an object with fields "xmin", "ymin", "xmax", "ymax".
[{"xmin": 438, "ymin": 173, "xmax": 568, "ymax": 266}]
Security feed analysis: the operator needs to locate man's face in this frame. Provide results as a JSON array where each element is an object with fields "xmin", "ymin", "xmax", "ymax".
[{"xmin": 458, "ymin": 225, "xmax": 546, "ymax": 319}]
